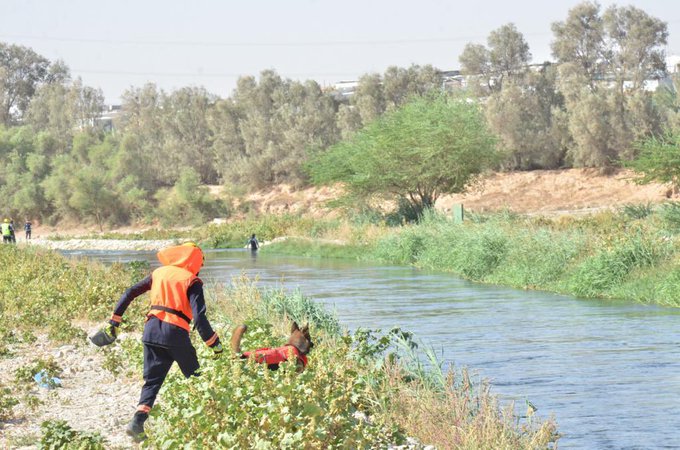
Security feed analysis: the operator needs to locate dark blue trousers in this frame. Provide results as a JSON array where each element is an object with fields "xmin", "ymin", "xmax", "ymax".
[{"xmin": 138, "ymin": 342, "xmax": 199, "ymax": 408}]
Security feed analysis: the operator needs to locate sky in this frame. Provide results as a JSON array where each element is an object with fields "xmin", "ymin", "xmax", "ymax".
[{"xmin": 1, "ymin": 0, "xmax": 680, "ymax": 103}]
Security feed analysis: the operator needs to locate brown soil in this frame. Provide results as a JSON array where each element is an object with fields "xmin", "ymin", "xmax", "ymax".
[
  {"xmin": 30, "ymin": 169, "xmax": 672, "ymax": 238},
  {"xmin": 245, "ymin": 168, "xmax": 672, "ymax": 217}
]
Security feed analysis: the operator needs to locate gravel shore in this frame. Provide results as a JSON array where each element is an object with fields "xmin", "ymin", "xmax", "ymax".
[{"xmin": 22, "ymin": 238, "xmax": 178, "ymax": 252}]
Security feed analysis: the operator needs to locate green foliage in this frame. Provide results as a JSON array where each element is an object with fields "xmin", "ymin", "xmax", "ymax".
[
  {"xmin": 0, "ymin": 383, "xmax": 19, "ymax": 420},
  {"xmin": 628, "ymin": 133, "xmax": 680, "ymax": 190},
  {"xmin": 203, "ymin": 214, "xmax": 319, "ymax": 248},
  {"xmin": 310, "ymin": 94, "xmax": 498, "ymax": 219},
  {"xmin": 258, "ymin": 288, "xmax": 342, "ymax": 336},
  {"xmin": 0, "ymin": 246, "xmax": 144, "ymax": 339},
  {"xmin": 264, "ymin": 237, "xmax": 366, "ymax": 260},
  {"xmin": 567, "ymin": 233, "xmax": 669, "ymax": 298},
  {"xmin": 143, "ymin": 333, "xmax": 403, "ymax": 449},
  {"xmin": 15, "ymin": 357, "xmax": 62, "ymax": 386},
  {"xmin": 660, "ymin": 202, "xmax": 680, "ymax": 231},
  {"xmin": 621, "ymin": 202, "xmax": 655, "ymax": 220},
  {"xmin": 39, "ymin": 420, "xmax": 107, "ymax": 450},
  {"xmin": 155, "ymin": 168, "xmax": 229, "ymax": 226}
]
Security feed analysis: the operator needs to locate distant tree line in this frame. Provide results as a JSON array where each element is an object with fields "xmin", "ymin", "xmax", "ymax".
[
  {"xmin": 0, "ymin": 1, "xmax": 677, "ymax": 227},
  {"xmin": 460, "ymin": 2, "xmax": 671, "ymax": 170}
]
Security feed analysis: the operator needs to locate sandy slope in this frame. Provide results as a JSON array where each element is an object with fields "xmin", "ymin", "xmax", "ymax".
[{"xmin": 244, "ymin": 168, "xmax": 672, "ymax": 217}]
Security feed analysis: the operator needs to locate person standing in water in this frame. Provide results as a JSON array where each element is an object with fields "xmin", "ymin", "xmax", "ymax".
[{"xmin": 247, "ymin": 233, "xmax": 260, "ymax": 251}]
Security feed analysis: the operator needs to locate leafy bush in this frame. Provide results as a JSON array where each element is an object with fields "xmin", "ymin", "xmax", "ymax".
[
  {"xmin": 15, "ymin": 357, "xmax": 62, "ymax": 386},
  {"xmin": 39, "ymin": 420, "xmax": 107, "ymax": 450},
  {"xmin": 144, "ymin": 323, "xmax": 405, "ymax": 449},
  {"xmin": 0, "ymin": 383, "xmax": 19, "ymax": 421},
  {"xmin": 568, "ymin": 234, "xmax": 669, "ymax": 298},
  {"xmin": 620, "ymin": 202, "xmax": 655, "ymax": 220},
  {"xmin": 0, "ymin": 246, "xmax": 145, "ymax": 336},
  {"xmin": 660, "ymin": 202, "xmax": 680, "ymax": 231}
]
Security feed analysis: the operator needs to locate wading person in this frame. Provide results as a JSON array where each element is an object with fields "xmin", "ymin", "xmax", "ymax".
[
  {"xmin": 247, "ymin": 233, "xmax": 260, "ymax": 251},
  {"xmin": 91, "ymin": 242, "xmax": 223, "ymax": 440}
]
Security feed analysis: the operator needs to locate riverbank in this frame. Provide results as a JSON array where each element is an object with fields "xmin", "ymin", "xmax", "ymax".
[
  {"xmin": 19, "ymin": 198, "xmax": 680, "ymax": 308},
  {"xmin": 0, "ymin": 246, "xmax": 558, "ymax": 448},
  {"xmin": 23, "ymin": 238, "xmax": 178, "ymax": 251}
]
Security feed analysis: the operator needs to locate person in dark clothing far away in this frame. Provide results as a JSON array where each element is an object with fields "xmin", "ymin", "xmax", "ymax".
[
  {"xmin": 24, "ymin": 220, "xmax": 31, "ymax": 240},
  {"xmin": 92, "ymin": 242, "xmax": 223, "ymax": 441},
  {"xmin": 247, "ymin": 233, "xmax": 260, "ymax": 251}
]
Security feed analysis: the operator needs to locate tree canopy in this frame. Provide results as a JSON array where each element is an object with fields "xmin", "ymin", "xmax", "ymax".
[{"xmin": 309, "ymin": 95, "xmax": 497, "ymax": 219}]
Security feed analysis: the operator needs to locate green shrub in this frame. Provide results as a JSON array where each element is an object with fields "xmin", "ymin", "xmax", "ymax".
[
  {"xmin": 0, "ymin": 383, "xmax": 19, "ymax": 421},
  {"xmin": 144, "ymin": 326, "xmax": 404, "ymax": 449},
  {"xmin": 39, "ymin": 420, "xmax": 107, "ymax": 450},
  {"xmin": 489, "ymin": 229, "xmax": 585, "ymax": 288},
  {"xmin": 568, "ymin": 234, "xmax": 668, "ymax": 298},
  {"xmin": 15, "ymin": 357, "xmax": 62, "ymax": 387},
  {"xmin": 660, "ymin": 202, "xmax": 680, "ymax": 232},
  {"xmin": 620, "ymin": 202, "xmax": 655, "ymax": 220}
]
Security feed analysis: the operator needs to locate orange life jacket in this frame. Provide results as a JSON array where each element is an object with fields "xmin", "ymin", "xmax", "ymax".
[
  {"xmin": 147, "ymin": 245, "xmax": 204, "ymax": 332},
  {"xmin": 242, "ymin": 345, "xmax": 308, "ymax": 368}
]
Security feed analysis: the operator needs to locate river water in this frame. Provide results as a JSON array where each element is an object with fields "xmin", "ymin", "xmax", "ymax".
[{"xmin": 68, "ymin": 248, "xmax": 680, "ymax": 449}]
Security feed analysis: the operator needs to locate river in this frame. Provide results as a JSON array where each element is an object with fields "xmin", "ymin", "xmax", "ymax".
[{"xmin": 67, "ymin": 248, "xmax": 680, "ymax": 449}]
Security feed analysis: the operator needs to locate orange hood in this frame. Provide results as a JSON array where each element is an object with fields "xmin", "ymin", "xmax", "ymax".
[{"xmin": 156, "ymin": 245, "xmax": 204, "ymax": 275}]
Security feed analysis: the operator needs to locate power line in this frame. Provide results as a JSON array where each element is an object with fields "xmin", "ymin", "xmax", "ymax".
[
  {"xmin": 72, "ymin": 69, "xmax": 365, "ymax": 78},
  {"xmin": 1, "ymin": 19, "xmax": 679, "ymax": 48},
  {"xmin": 0, "ymin": 32, "xmax": 549, "ymax": 48}
]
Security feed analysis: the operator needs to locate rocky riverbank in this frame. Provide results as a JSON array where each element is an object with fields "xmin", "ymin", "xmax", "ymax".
[
  {"xmin": 22, "ymin": 238, "xmax": 178, "ymax": 252},
  {"xmin": 0, "ymin": 332, "xmax": 141, "ymax": 449}
]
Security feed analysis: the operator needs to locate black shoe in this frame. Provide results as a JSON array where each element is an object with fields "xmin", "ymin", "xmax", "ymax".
[{"xmin": 126, "ymin": 411, "xmax": 148, "ymax": 441}]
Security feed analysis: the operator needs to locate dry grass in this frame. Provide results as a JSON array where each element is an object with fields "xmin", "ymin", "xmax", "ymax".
[{"xmin": 378, "ymin": 363, "xmax": 558, "ymax": 449}]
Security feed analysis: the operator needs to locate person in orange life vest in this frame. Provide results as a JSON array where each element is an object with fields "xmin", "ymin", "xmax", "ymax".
[{"xmin": 102, "ymin": 242, "xmax": 223, "ymax": 440}]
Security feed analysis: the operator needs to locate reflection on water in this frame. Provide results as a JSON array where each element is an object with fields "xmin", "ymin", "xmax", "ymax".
[{"xmin": 66, "ymin": 248, "xmax": 680, "ymax": 449}]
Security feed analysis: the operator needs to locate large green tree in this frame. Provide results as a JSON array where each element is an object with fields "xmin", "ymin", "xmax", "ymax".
[{"xmin": 309, "ymin": 95, "xmax": 497, "ymax": 219}]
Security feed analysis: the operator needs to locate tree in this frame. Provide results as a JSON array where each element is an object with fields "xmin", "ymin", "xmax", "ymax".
[
  {"xmin": 219, "ymin": 70, "xmax": 339, "ymax": 189},
  {"xmin": 309, "ymin": 95, "xmax": 497, "ymax": 219},
  {"xmin": 155, "ymin": 168, "xmax": 227, "ymax": 226},
  {"xmin": 459, "ymin": 23, "xmax": 531, "ymax": 94},
  {"xmin": 0, "ymin": 42, "xmax": 54, "ymax": 125},
  {"xmin": 382, "ymin": 64, "xmax": 441, "ymax": 110},
  {"xmin": 627, "ymin": 133, "xmax": 680, "ymax": 192},
  {"xmin": 551, "ymin": 2, "xmax": 606, "ymax": 92},
  {"xmin": 485, "ymin": 66, "xmax": 568, "ymax": 170},
  {"xmin": 160, "ymin": 86, "xmax": 217, "ymax": 184},
  {"xmin": 352, "ymin": 73, "xmax": 385, "ymax": 124},
  {"xmin": 551, "ymin": 2, "xmax": 667, "ymax": 167}
]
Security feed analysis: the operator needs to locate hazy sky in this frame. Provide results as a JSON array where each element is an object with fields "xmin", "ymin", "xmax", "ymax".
[{"xmin": 2, "ymin": 0, "xmax": 679, "ymax": 102}]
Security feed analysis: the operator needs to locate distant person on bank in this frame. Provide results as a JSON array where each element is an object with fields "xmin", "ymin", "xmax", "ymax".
[
  {"xmin": 24, "ymin": 220, "xmax": 31, "ymax": 240},
  {"xmin": 1, "ymin": 219, "xmax": 14, "ymax": 244},
  {"xmin": 91, "ymin": 242, "xmax": 223, "ymax": 440},
  {"xmin": 247, "ymin": 233, "xmax": 260, "ymax": 251}
]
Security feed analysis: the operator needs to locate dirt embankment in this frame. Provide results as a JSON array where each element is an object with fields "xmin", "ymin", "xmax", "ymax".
[
  {"xmin": 23, "ymin": 169, "xmax": 673, "ymax": 241},
  {"xmin": 244, "ymin": 168, "xmax": 672, "ymax": 217},
  {"xmin": 436, "ymin": 168, "xmax": 672, "ymax": 215}
]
